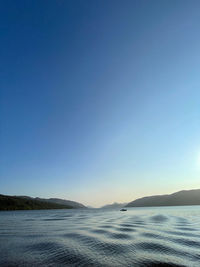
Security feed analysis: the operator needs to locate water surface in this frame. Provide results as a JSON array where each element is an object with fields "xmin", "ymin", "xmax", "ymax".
[{"xmin": 1, "ymin": 206, "xmax": 200, "ymax": 266}]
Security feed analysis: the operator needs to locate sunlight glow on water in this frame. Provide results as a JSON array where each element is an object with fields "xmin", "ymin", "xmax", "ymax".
[{"xmin": 0, "ymin": 206, "xmax": 200, "ymax": 266}]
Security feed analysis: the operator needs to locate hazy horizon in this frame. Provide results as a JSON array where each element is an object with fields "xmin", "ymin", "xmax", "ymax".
[
  {"xmin": 1, "ymin": 1, "xmax": 200, "ymax": 207},
  {"xmin": 2, "ymin": 187, "xmax": 199, "ymax": 208}
]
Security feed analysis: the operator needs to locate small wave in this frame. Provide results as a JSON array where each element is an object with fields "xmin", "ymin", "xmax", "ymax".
[
  {"xmin": 120, "ymin": 223, "xmax": 134, "ymax": 227},
  {"xmin": 43, "ymin": 218, "xmax": 66, "ymax": 221},
  {"xmin": 116, "ymin": 227, "xmax": 137, "ymax": 232},
  {"xmin": 172, "ymin": 238, "xmax": 200, "ymax": 248},
  {"xmin": 135, "ymin": 242, "xmax": 177, "ymax": 254},
  {"xmin": 150, "ymin": 215, "xmax": 169, "ymax": 223},
  {"xmin": 90, "ymin": 229, "xmax": 108, "ymax": 234},
  {"xmin": 62, "ymin": 232, "xmax": 129, "ymax": 255},
  {"xmin": 165, "ymin": 230, "xmax": 200, "ymax": 238},
  {"xmin": 176, "ymin": 227, "xmax": 197, "ymax": 231},
  {"xmin": 48, "ymin": 249, "xmax": 94, "ymax": 266},
  {"xmin": 139, "ymin": 260, "xmax": 186, "ymax": 267},
  {"xmin": 141, "ymin": 232, "xmax": 162, "ymax": 239},
  {"xmin": 108, "ymin": 232, "xmax": 132, "ymax": 240},
  {"xmin": 99, "ymin": 224, "xmax": 113, "ymax": 229},
  {"xmin": 26, "ymin": 241, "xmax": 60, "ymax": 253},
  {"xmin": 93, "ymin": 241, "xmax": 129, "ymax": 255}
]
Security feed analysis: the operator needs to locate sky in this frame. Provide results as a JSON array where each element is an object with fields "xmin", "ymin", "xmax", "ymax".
[{"xmin": 0, "ymin": 0, "xmax": 200, "ymax": 207}]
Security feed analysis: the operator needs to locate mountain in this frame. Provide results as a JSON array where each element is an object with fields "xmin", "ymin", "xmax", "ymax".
[
  {"xmin": 0, "ymin": 194, "xmax": 74, "ymax": 211},
  {"xmin": 34, "ymin": 197, "xmax": 86, "ymax": 209},
  {"xmin": 0, "ymin": 194, "xmax": 86, "ymax": 211},
  {"xmin": 126, "ymin": 189, "xmax": 200, "ymax": 208},
  {"xmin": 101, "ymin": 202, "xmax": 127, "ymax": 209}
]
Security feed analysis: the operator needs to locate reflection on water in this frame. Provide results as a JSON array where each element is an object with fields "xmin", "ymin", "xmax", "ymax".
[{"xmin": 0, "ymin": 206, "xmax": 200, "ymax": 266}]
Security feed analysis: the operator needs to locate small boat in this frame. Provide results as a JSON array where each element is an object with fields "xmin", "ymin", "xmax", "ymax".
[{"xmin": 120, "ymin": 208, "xmax": 127, "ymax": 211}]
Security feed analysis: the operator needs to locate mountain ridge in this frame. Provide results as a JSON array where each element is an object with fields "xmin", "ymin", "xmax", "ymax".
[
  {"xmin": 126, "ymin": 189, "xmax": 200, "ymax": 207},
  {"xmin": 34, "ymin": 197, "xmax": 85, "ymax": 209},
  {"xmin": 0, "ymin": 194, "xmax": 86, "ymax": 211}
]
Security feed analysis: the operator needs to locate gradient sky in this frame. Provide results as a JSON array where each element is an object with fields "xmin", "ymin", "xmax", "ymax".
[{"xmin": 1, "ymin": 0, "xmax": 200, "ymax": 207}]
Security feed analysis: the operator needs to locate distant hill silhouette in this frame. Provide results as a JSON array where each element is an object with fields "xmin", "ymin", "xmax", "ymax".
[
  {"xmin": 0, "ymin": 194, "xmax": 86, "ymax": 211},
  {"xmin": 126, "ymin": 189, "xmax": 200, "ymax": 207},
  {"xmin": 101, "ymin": 202, "xmax": 127, "ymax": 209},
  {"xmin": 35, "ymin": 197, "xmax": 85, "ymax": 209}
]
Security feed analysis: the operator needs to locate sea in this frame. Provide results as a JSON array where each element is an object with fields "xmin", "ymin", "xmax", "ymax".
[{"xmin": 0, "ymin": 206, "xmax": 200, "ymax": 266}]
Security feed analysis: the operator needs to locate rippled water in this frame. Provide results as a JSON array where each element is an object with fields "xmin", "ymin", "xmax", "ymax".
[{"xmin": 0, "ymin": 206, "xmax": 200, "ymax": 266}]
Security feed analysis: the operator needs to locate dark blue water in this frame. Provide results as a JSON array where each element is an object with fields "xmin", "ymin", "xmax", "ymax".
[{"xmin": 0, "ymin": 206, "xmax": 200, "ymax": 266}]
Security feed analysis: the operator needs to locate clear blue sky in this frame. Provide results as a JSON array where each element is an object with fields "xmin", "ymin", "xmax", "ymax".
[{"xmin": 1, "ymin": 0, "xmax": 200, "ymax": 207}]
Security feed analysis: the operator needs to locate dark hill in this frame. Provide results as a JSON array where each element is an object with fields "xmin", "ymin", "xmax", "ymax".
[
  {"xmin": 126, "ymin": 189, "xmax": 200, "ymax": 208},
  {"xmin": 0, "ymin": 194, "xmax": 78, "ymax": 211},
  {"xmin": 35, "ymin": 197, "xmax": 86, "ymax": 209}
]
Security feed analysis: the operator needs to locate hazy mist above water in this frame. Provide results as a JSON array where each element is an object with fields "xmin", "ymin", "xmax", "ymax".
[{"xmin": 0, "ymin": 206, "xmax": 200, "ymax": 266}]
